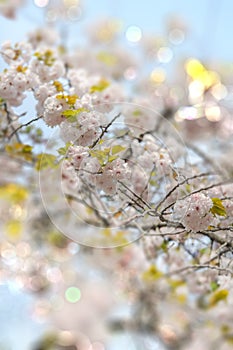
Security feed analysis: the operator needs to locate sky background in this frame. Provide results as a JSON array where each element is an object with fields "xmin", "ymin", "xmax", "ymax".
[{"xmin": 1, "ymin": 0, "xmax": 233, "ymax": 61}]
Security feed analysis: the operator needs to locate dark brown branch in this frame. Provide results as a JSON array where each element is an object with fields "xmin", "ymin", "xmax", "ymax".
[
  {"xmin": 90, "ymin": 112, "xmax": 121, "ymax": 148},
  {"xmin": 8, "ymin": 115, "xmax": 42, "ymax": 140}
]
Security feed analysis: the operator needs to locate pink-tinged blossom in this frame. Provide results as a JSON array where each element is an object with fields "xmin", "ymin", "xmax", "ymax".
[
  {"xmin": 34, "ymin": 83, "xmax": 57, "ymax": 114},
  {"xmin": 61, "ymin": 160, "xmax": 79, "ymax": 194},
  {"xmin": 123, "ymin": 99, "xmax": 157, "ymax": 136},
  {"xmin": 67, "ymin": 145, "xmax": 89, "ymax": 169},
  {"xmin": 104, "ymin": 158, "xmax": 131, "ymax": 181},
  {"xmin": 92, "ymin": 84, "xmax": 124, "ymax": 112},
  {"xmin": 78, "ymin": 127, "xmax": 100, "ymax": 146},
  {"xmin": 174, "ymin": 193, "xmax": 215, "ymax": 232},
  {"xmin": 43, "ymin": 95, "xmax": 68, "ymax": 126},
  {"xmin": 60, "ymin": 121, "xmax": 82, "ymax": 143},
  {"xmin": 0, "ymin": 66, "xmax": 38, "ymax": 106},
  {"xmin": 30, "ymin": 55, "xmax": 65, "ymax": 83},
  {"xmin": 95, "ymin": 172, "xmax": 117, "ymax": 196},
  {"xmin": 1, "ymin": 40, "xmax": 32, "ymax": 64},
  {"xmin": 131, "ymin": 168, "xmax": 149, "ymax": 200},
  {"xmin": 67, "ymin": 69, "xmax": 100, "ymax": 96},
  {"xmin": 154, "ymin": 151, "xmax": 172, "ymax": 177}
]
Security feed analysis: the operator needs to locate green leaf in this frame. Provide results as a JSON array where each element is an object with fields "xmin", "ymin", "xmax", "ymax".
[
  {"xmin": 36, "ymin": 128, "xmax": 43, "ymax": 136},
  {"xmin": 0, "ymin": 96, "xmax": 5, "ymax": 104},
  {"xmin": 111, "ymin": 145, "xmax": 126, "ymax": 155},
  {"xmin": 5, "ymin": 143, "xmax": 33, "ymax": 161},
  {"xmin": 62, "ymin": 109, "xmax": 78, "ymax": 116},
  {"xmin": 90, "ymin": 79, "xmax": 110, "ymax": 93},
  {"xmin": 57, "ymin": 148, "xmax": 67, "ymax": 155},
  {"xmin": 160, "ymin": 240, "xmax": 168, "ymax": 252},
  {"xmin": 209, "ymin": 289, "xmax": 228, "ymax": 307},
  {"xmin": 108, "ymin": 155, "xmax": 118, "ymax": 162},
  {"xmin": 57, "ymin": 143, "xmax": 71, "ymax": 156},
  {"xmin": 149, "ymin": 179, "xmax": 158, "ymax": 186},
  {"xmin": 62, "ymin": 108, "xmax": 88, "ymax": 122},
  {"xmin": 35, "ymin": 153, "xmax": 57, "ymax": 171},
  {"xmin": 22, "ymin": 144, "xmax": 33, "ymax": 153},
  {"xmin": 210, "ymin": 281, "xmax": 219, "ymax": 292},
  {"xmin": 142, "ymin": 265, "xmax": 163, "ymax": 282},
  {"xmin": 210, "ymin": 198, "xmax": 227, "ymax": 217},
  {"xmin": 90, "ymin": 148, "xmax": 110, "ymax": 166},
  {"xmin": 24, "ymin": 126, "xmax": 32, "ymax": 133},
  {"xmin": 97, "ymin": 52, "xmax": 117, "ymax": 66},
  {"xmin": 133, "ymin": 109, "xmax": 142, "ymax": 116},
  {"xmin": 168, "ymin": 278, "xmax": 185, "ymax": 290},
  {"xmin": 62, "ymin": 110, "xmax": 78, "ymax": 123}
]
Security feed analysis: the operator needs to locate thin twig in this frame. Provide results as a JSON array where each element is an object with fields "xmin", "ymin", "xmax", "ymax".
[
  {"xmin": 155, "ymin": 172, "xmax": 214, "ymax": 213},
  {"xmin": 8, "ymin": 115, "xmax": 42, "ymax": 140},
  {"xmin": 90, "ymin": 112, "xmax": 121, "ymax": 148},
  {"xmin": 165, "ymin": 264, "xmax": 233, "ymax": 277}
]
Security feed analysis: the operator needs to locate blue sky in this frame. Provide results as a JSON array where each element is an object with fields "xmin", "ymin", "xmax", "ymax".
[{"xmin": 1, "ymin": 0, "xmax": 233, "ymax": 61}]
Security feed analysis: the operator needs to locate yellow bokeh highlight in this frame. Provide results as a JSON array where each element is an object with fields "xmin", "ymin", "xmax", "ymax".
[
  {"xmin": 150, "ymin": 68, "xmax": 166, "ymax": 84},
  {"xmin": 0, "ymin": 183, "xmax": 28, "ymax": 203},
  {"xmin": 5, "ymin": 220, "xmax": 22, "ymax": 239},
  {"xmin": 205, "ymin": 105, "xmax": 221, "ymax": 122},
  {"xmin": 185, "ymin": 58, "xmax": 205, "ymax": 77},
  {"xmin": 185, "ymin": 58, "xmax": 219, "ymax": 89}
]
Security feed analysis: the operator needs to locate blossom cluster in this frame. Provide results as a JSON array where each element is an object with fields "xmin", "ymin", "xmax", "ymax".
[
  {"xmin": 1, "ymin": 25, "xmax": 232, "ymax": 235},
  {"xmin": 64, "ymin": 144, "xmax": 131, "ymax": 196},
  {"xmin": 174, "ymin": 193, "xmax": 215, "ymax": 232}
]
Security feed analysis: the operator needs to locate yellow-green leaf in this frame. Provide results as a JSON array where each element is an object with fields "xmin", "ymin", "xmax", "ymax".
[
  {"xmin": 90, "ymin": 79, "xmax": 110, "ymax": 93},
  {"xmin": 5, "ymin": 143, "xmax": 33, "ymax": 161},
  {"xmin": 62, "ymin": 109, "xmax": 79, "ymax": 122},
  {"xmin": 210, "ymin": 281, "xmax": 219, "ymax": 292},
  {"xmin": 90, "ymin": 148, "xmax": 110, "ymax": 166},
  {"xmin": 100, "ymin": 228, "xmax": 128, "ymax": 245},
  {"xmin": 111, "ymin": 145, "xmax": 126, "ymax": 155},
  {"xmin": 209, "ymin": 289, "xmax": 228, "ymax": 307},
  {"xmin": 35, "ymin": 153, "xmax": 57, "ymax": 171},
  {"xmin": 133, "ymin": 109, "xmax": 142, "ymax": 116},
  {"xmin": 108, "ymin": 155, "xmax": 118, "ymax": 162},
  {"xmin": 57, "ymin": 143, "xmax": 71, "ymax": 156},
  {"xmin": 97, "ymin": 52, "xmax": 117, "ymax": 66},
  {"xmin": 142, "ymin": 265, "xmax": 163, "ymax": 282},
  {"xmin": 210, "ymin": 198, "xmax": 227, "ymax": 217},
  {"xmin": 62, "ymin": 108, "xmax": 88, "ymax": 122},
  {"xmin": 168, "ymin": 279, "xmax": 185, "ymax": 290}
]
